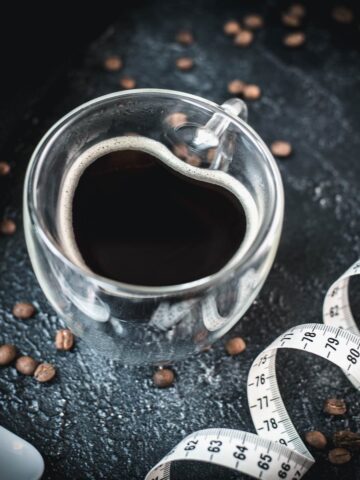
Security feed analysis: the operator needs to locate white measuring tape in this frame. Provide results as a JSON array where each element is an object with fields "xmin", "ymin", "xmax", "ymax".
[{"xmin": 145, "ymin": 259, "xmax": 360, "ymax": 480}]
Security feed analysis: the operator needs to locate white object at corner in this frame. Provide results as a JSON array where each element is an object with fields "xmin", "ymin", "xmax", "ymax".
[{"xmin": 0, "ymin": 426, "xmax": 44, "ymax": 480}]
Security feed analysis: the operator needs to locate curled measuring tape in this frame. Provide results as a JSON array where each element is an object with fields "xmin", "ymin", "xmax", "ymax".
[{"xmin": 146, "ymin": 259, "xmax": 360, "ymax": 480}]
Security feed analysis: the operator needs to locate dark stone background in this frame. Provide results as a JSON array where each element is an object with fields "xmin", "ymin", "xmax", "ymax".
[{"xmin": 0, "ymin": 1, "xmax": 360, "ymax": 478}]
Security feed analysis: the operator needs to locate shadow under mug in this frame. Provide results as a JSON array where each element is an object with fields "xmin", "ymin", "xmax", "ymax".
[{"xmin": 24, "ymin": 89, "xmax": 284, "ymax": 365}]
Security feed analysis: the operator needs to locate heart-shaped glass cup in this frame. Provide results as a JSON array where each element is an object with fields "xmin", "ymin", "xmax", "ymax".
[{"xmin": 24, "ymin": 89, "xmax": 284, "ymax": 364}]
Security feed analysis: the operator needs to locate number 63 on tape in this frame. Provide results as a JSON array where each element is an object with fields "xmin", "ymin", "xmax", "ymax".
[{"xmin": 146, "ymin": 260, "xmax": 360, "ymax": 480}]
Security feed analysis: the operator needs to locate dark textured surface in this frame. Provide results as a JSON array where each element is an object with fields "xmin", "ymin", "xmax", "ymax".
[{"xmin": 1, "ymin": 1, "xmax": 360, "ymax": 479}]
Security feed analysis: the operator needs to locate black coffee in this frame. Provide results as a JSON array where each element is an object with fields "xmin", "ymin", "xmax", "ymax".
[{"xmin": 70, "ymin": 149, "xmax": 246, "ymax": 286}]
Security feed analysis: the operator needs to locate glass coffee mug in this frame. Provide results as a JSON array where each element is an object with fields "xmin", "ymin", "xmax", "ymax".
[{"xmin": 24, "ymin": 89, "xmax": 284, "ymax": 364}]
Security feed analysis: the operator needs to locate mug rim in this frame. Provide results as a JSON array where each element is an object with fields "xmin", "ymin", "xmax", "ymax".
[{"xmin": 24, "ymin": 88, "xmax": 284, "ymax": 297}]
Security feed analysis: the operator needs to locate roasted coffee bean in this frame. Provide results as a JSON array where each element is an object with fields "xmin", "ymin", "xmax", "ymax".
[
  {"xmin": 166, "ymin": 112, "xmax": 188, "ymax": 128},
  {"xmin": 304, "ymin": 430, "xmax": 327, "ymax": 449},
  {"xmin": 13, "ymin": 302, "xmax": 36, "ymax": 319},
  {"xmin": 328, "ymin": 448, "xmax": 351, "ymax": 465},
  {"xmin": 283, "ymin": 32, "xmax": 306, "ymax": 47},
  {"xmin": 333, "ymin": 431, "xmax": 360, "ymax": 451},
  {"xmin": 176, "ymin": 57, "xmax": 194, "ymax": 71},
  {"xmin": 271, "ymin": 140, "xmax": 292, "ymax": 158},
  {"xmin": 243, "ymin": 14, "xmax": 264, "ymax": 30},
  {"xmin": 0, "ymin": 218, "xmax": 16, "ymax": 235},
  {"xmin": 234, "ymin": 30, "xmax": 254, "ymax": 47},
  {"xmin": 15, "ymin": 356, "xmax": 39, "ymax": 376},
  {"xmin": 282, "ymin": 13, "xmax": 301, "ymax": 28},
  {"xmin": 0, "ymin": 344, "xmax": 17, "ymax": 366},
  {"xmin": 172, "ymin": 143, "xmax": 189, "ymax": 160},
  {"xmin": 104, "ymin": 56, "xmax": 122, "ymax": 72},
  {"xmin": 332, "ymin": 6, "xmax": 353, "ymax": 24},
  {"xmin": 225, "ymin": 337, "xmax": 246, "ymax": 356},
  {"xmin": 224, "ymin": 20, "xmax": 241, "ymax": 36},
  {"xmin": 55, "ymin": 329, "xmax": 74, "ymax": 351},
  {"xmin": 119, "ymin": 76, "xmax": 136, "ymax": 89},
  {"xmin": 186, "ymin": 154, "xmax": 201, "ymax": 167},
  {"xmin": 243, "ymin": 84, "xmax": 261, "ymax": 100},
  {"xmin": 0, "ymin": 162, "xmax": 10, "ymax": 176},
  {"xmin": 176, "ymin": 30, "xmax": 194, "ymax": 45},
  {"xmin": 289, "ymin": 3, "xmax": 306, "ymax": 18},
  {"xmin": 206, "ymin": 148, "xmax": 216, "ymax": 163},
  {"xmin": 324, "ymin": 398, "xmax": 347, "ymax": 415},
  {"xmin": 172, "ymin": 143, "xmax": 201, "ymax": 166},
  {"xmin": 153, "ymin": 368, "xmax": 175, "ymax": 388},
  {"xmin": 34, "ymin": 363, "xmax": 56, "ymax": 383},
  {"xmin": 228, "ymin": 79, "xmax": 245, "ymax": 95}
]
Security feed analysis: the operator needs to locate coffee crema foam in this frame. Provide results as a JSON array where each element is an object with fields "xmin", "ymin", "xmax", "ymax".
[{"xmin": 58, "ymin": 136, "xmax": 259, "ymax": 285}]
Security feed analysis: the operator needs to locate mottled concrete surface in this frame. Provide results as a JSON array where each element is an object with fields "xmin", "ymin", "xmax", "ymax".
[{"xmin": 0, "ymin": 1, "xmax": 360, "ymax": 478}]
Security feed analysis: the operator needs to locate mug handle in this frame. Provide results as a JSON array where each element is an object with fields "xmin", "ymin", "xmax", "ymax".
[
  {"xmin": 222, "ymin": 97, "xmax": 248, "ymax": 121},
  {"xmin": 192, "ymin": 98, "xmax": 248, "ymax": 171}
]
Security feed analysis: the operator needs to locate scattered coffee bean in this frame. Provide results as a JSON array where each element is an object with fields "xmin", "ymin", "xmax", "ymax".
[
  {"xmin": 173, "ymin": 143, "xmax": 189, "ymax": 160},
  {"xmin": 0, "ymin": 344, "xmax": 17, "ymax": 366},
  {"xmin": 172, "ymin": 143, "xmax": 201, "ymax": 166},
  {"xmin": 234, "ymin": 30, "xmax": 254, "ymax": 47},
  {"xmin": 15, "ymin": 356, "xmax": 39, "ymax": 376},
  {"xmin": 176, "ymin": 57, "xmax": 194, "ymax": 71},
  {"xmin": 119, "ymin": 76, "xmax": 136, "ymax": 89},
  {"xmin": 243, "ymin": 84, "xmax": 261, "ymax": 100},
  {"xmin": 0, "ymin": 162, "xmax": 10, "ymax": 176},
  {"xmin": 304, "ymin": 430, "xmax": 327, "ymax": 450},
  {"xmin": 228, "ymin": 79, "xmax": 245, "ymax": 95},
  {"xmin": 104, "ymin": 56, "xmax": 122, "ymax": 72},
  {"xmin": 175, "ymin": 30, "xmax": 194, "ymax": 45},
  {"xmin": 34, "ymin": 363, "xmax": 56, "ymax": 383},
  {"xmin": 243, "ymin": 14, "xmax": 264, "ymax": 30},
  {"xmin": 289, "ymin": 3, "xmax": 306, "ymax": 18},
  {"xmin": 225, "ymin": 337, "xmax": 246, "ymax": 356},
  {"xmin": 186, "ymin": 154, "xmax": 201, "ymax": 167},
  {"xmin": 333, "ymin": 431, "xmax": 360, "ymax": 451},
  {"xmin": 166, "ymin": 112, "xmax": 188, "ymax": 128},
  {"xmin": 206, "ymin": 147, "xmax": 216, "ymax": 163},
  {"xmin": 324, "ymin": 398, "xmax": 347, "ymax": 415},
  {"xmin": 332, "ymin": 6, "xmax": 353, "ymax": 24},
  {"xmin": 0, "ymin": 218, "xmax": 16, "ymax": 235},
  {"xmin": 224, "ymin": 20, "xmax": 241, "ymax": 36},
  {"xmin": 282, "ymin": 13, "xmax": 301, "ymax": 28},
  {"xmin": 12, "ymin": 302, "xmax": 36, "ymax": 319},
  {"xmin": 283, "ymin": 32, "xmax": 306, "ymax": 47},
  {"xmin": 328, "ymin": 448, "xmax": 351, "ymax": 465},
  {"xmin": 153, "ymin": 368, "xmax": 175, "ymax": 388},
  {"xmin": 271, "ymin": 140, "xmax": 292, "ymax": 158},
  {"xmin": 55, "ymin": 329, "xmax": 74, "ymax": 351}
]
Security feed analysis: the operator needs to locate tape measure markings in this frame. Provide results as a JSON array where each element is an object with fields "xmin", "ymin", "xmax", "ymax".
[{"xmin": 145, "ymin": 259, "xmax": 360, "ymax": 480}]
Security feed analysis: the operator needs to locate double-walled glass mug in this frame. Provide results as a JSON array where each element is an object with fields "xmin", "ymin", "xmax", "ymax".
[{"xmin": 24, "ymin": 89, "xmax": 284, "ymax": 364}]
